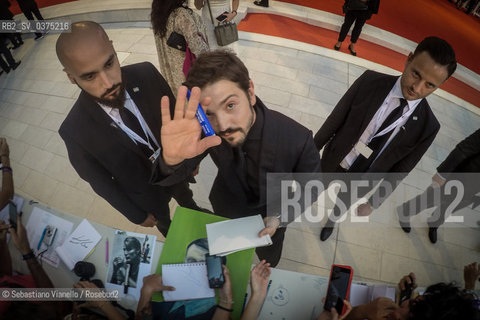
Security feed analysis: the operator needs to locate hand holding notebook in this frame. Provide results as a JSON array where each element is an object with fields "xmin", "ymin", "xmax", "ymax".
[{"xmin": 206, "ymin": 215, "xmax": 272, "ymax": 256}]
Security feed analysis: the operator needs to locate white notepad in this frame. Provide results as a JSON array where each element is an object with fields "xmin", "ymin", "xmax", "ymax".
[
  {"xmin": 206, "ymin": 214, "xmax": 272, "ymax": 256},
  {"xmin": 55, "ymin": 219, "xmax": 101, "ymax": 270},
  {"xmin": 162, "ymin": 262, "xmax": 215, "ymax": 301}
]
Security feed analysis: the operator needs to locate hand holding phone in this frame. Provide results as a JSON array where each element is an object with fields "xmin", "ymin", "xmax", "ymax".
[
  {"xmin": 216, "ymin": 11, "xmax": 229, "ymax": 22},
  {"xmin": 8, "ymin": 200, "xmax": 17, "ymax": 230},
  {"xmin": 324, "ymin": 264, "xmax": 353, "ymax": 315},
  {"xmin": 398, "ymin": 273, "xmax": 416, "ymax": 304},
  {"xmin": 206, "ymin": 254, "xmax": 225, "ymax": 288}
]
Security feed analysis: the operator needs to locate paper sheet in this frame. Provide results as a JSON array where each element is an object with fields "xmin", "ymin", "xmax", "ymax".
[
  {"xmin": 25, "ymin": 207, "xmax": 74, "ymax": 268},
  {"xmin": 105, "ymin": 230, "xmax": 156, "ymax": 301},
  {"xmin": 206, "ymin": 215, "xmax": 272, "ymax": 256},
  {"xmin": 55, "ymin": 219, "xmax": 102, "ymax": 270},
  {"xmin": 162, "ymin": 262, "xmax": 215, "ymax": 301}
]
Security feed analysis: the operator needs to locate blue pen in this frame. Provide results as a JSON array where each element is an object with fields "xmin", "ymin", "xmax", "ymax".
[
  {"xmin": 37, "ymin": 227, "xmax": 47, "ymax": 250},
  {"xmin": 186, "ymin": 90, "xmax": 215, "ymax": 137}
]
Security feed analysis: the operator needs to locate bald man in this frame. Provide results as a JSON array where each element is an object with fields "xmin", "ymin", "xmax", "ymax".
[{"xmin": 57, "ymin": 21, "xmax": 199, "ymax": 236}]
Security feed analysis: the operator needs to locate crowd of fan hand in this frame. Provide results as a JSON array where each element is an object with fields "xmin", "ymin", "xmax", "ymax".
[{"xmin": 0, "ymin": 211, "xmax": 479, "ymax": 320}]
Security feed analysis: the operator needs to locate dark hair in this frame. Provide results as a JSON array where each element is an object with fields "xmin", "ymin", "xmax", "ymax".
[
  {"xmin": 124, "ymin": 237, "xmax": 141, "ymax": 252},
  {"xmin": 151, "ymin": 0, "xmax": 190, "ymax": 37},
  {"xmin": 185, "ymin": 49, "xmax": 251, "ymax": 95},
  {"xmin": 409, "ymin": 283, "xmax": 480, "ymax": 320},
  {"xmin": 413, "ymin": 36, "xmax": 457, "ymax": 78}
]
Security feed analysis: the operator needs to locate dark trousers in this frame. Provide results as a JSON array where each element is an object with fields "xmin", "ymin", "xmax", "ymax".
[
  {"xmin": 255, "ymin": 227, "xmax": 286, "ymax": 268},
  {"xmin": 5, "ymin": 33, "xmax": 23, "ymax": 47},
  {"xmin": 0, "ymin": 40, "xmax": 16, "ymax": 72},
  {"xmin": 398, "ymin": 182, "xmax": 479, "ymax": 228},
  {"xmin": 21, "ymin": 3, "xmax": 44, "ymax": 37},
  {"xmin": 338, "ymin": 11, "xmax": 368, "ymax": 43}
]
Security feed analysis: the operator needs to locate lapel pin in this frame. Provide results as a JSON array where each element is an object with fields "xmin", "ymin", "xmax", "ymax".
[
  {"xmin": 413, "ymin": 116, "xmax": 418, "ymax": 120},
  {"xmin": 133, "ymin": 87, "xmax": 139, "ymax": 93},
  {"xmin": 110, "ymin": 122, "xmax": 118, "ymax": 128},
  {"xmin": 401, "ymin": 126, "xmax": 406, "ymax": 130}
]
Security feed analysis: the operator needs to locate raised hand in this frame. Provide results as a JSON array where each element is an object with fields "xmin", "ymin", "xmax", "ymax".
[
  {"xmin": 250, "ymin": 260, "xmax": 271, "ymax": 300},
  {"xmin": 160, "ymin": 86, "xmax": 221, "ymax": 166}
]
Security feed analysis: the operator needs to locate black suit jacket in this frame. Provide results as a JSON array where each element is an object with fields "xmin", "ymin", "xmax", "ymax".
[
  {"xmin": 156, "ymin": 98, "xmax": 321, "ymax": 223},
  {"xmin": 59, "ymin": 62, "xmax": 177, "ymax": 224},
  {"xmin": 315, "ymin": 70, "xmax": 440, "ymax": 206},
  {"xmin": 209, "ymin": 98, "xmax": 321, "ymax": 220},
  {"xmin": 437, "ymin": 128, "xmax": 480, "ymax": 176}
]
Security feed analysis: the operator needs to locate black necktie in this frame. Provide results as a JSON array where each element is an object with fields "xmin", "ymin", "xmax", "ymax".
[
  {"xmin": 119, "ymin": 107, "xmax": 152, "ymax": 157},
  {"xmin": 233, "ymin": 147, "xmax": 251, "ymax": 191},
  {"xmin": 349, "ymin": 98, "xmax": 408, "ymax": 172}
]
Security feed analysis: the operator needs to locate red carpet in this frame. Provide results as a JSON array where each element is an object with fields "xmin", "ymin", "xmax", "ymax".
[
  {"xmin": 238, "ymin": 13, "xmax": 480, "ymax": 108},
  {"xmin": 8, "ymin": 0, "xmax": 480, "ymax": 108},
  {"xmin": 277, "ymin": 0, "xmax": 480, "ymax": 75}
]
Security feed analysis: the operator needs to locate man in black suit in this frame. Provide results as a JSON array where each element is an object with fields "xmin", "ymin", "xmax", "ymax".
[
  {"xmin": 157, "ymin": 50, "xmax": 321, "ymax": 267},
  {"xmin": 17, "ymin": 0, "xmax": 45, "ymax": 40},
  {"xmin": 0, "ymin": 0, "xmax": 23, "ymax": 48},
  {"xmin": 56, "ymin": 21, "xmax": 199, "ymax": 236},
  {"xmin": 397, "ymin": 128, "xmax": 480, "ymax": 243},
  {"xmin": 314, "ymin": 36, "xmax": 457, "ymax": 241}
]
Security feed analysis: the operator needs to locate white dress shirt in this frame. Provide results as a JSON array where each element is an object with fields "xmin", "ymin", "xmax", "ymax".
[{"xmin": 340, "ymin": 78, "xmax": 422, "ymax": 169}]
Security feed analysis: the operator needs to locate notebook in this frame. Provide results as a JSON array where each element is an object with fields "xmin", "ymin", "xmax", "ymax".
[
  {"xmin": 55, "ymin": 219, "xmax": 102, "ymax": 270},
  {"xmin": 162, "ymin": 262, "xmax": 215, "ymax": 301},
  {"xmin": 206, "ymin": 214, "xmax": 272, "ymax": 256}
]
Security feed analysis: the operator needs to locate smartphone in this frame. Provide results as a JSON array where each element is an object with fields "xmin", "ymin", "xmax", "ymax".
[
  {"xmin": 216, "ymin": 11, "xmax": 229, "ymax": 22},
  {"xmin": 206, "ymin": 254, "xmax": 225, "ymax": 288},
  {"xmin": 324, "ymin": 264, "xmax": 353, "ymax": 315},
  {"xmin": 8, "ymin": 200, "xmax": 17, "ymax": 230},
  {"xmin": 399, "ymin": 277, "xmax": 414, "ymax": 304}
]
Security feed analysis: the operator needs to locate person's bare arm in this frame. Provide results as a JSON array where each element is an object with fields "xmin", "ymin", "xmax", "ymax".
[
  {"xmin": 464, "ymin": 262, "xmax": 480, "ymax": 290},
  {"xmin": 240, "ymin": 260, "xmax": 271, "ymax": 320},
  {"xmin": 194, "ymin": 0, "xmax": 205, "ymax": 10},
  {"xmin": 0, "ymin": 138, "xmax": 14, "ymax": 210},
  {"xmin": 136, "ymin": 274, "xmax": 175, "ymax": 319},
  {"xmin": 345, "ymin": 298, "xmax": 398, "ymax": 320},
  {"xmin": 74, "ymin": 281, "xmax": 126, "ymax": 320},
  {"xmin": 212, "ymin": 265, "xmax": 234, "ymax": 320},
  {"xmin": 9, "ymin": 214, "xmax": 54, "ymax": 288},
  {"xmin": 0, "ymin": 220, "xmax": 12, "ymax": 275}
]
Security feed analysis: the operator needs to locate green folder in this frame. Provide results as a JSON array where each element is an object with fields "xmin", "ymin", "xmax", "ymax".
[{"xmin": 152, "ymin": 207, "xmax": 254, "ymax": 319}]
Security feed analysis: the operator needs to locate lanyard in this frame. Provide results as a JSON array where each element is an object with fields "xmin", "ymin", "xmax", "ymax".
[
  {"xmin": 367, "ymin": 99, "xmax": 414, "ymax": 143},
  {"xmin": 106, "ymin": 95, "xmax": 160, "ymax": 152}
]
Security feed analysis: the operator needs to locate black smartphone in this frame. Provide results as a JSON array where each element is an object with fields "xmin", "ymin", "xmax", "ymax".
[
  {"xmin": 324, "ymin": 264, "xmax": 353, "ymax": 315},
  {"xmin": 399, "ymin": 278, "xmax": 414, "ymax": 304},
  {"xmin": 216, "ymin": 11, "xmax": 228, "ymax": 22},
  {"xmin": 206, "ymin": 254, "xmax": 225, "ymax": 288},
  {"xmin": 8, "ymin": 200, "xmax": 17, "ymax": 230}
]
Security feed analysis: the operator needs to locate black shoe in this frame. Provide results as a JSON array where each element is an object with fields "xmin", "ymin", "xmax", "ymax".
[
  {"xmin": 348, "ymin": 44, "xmax": 357, "ymax": 56},
  {"xmin": 428, "ymin": 227, "xmax": 438, "ymax": 244},
  {"xmin": 11, "ymin": 61, "xmax": 21, "ymax": 70},
  {"xmin": 334, "ymin": 44, "xmax": 341, "ymax": 51},
  {"xmin": 396, "ymin": 207, "xmax": 411, "ymax": 233},
  {"xmin": 320, "ymin": 226, "xmax": 334, "ymax": 241},
  {"xmin": 253, "ymin": 0, "xmax": 269, "ymax": 7}
]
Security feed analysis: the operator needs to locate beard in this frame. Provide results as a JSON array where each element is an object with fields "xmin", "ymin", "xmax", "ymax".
[
  {"xmin": 92, "ymin": 82, "xmax": 126, "ymax": 109},
  {"xmin": 76, "ymin": 79, "xmax": 126, "ymax": 109},
  {"xmin": 218, "ymin": 106, "xmax": 255, "ymax": 147}
]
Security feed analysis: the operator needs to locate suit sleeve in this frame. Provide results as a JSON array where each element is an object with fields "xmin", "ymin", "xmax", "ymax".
[
  {"xmin": 437, "ymin": 128, "xmax": 480, "ymax": 176},
  {"xmin": 314, "ymin": 71, "xmax": 367, "ymax": 151},
  {"xmin": 276, "ymin": 132, "xmax": 322, "ymax": 227},
  {"xmin": 61, "ymin": 131, "xmax": 148, "ymax": 224}
]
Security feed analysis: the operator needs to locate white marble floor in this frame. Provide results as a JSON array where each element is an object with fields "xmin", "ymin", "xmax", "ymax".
[{"xmin": 0, "ymin": 0, "xmax": 479, "ymax": 291}]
